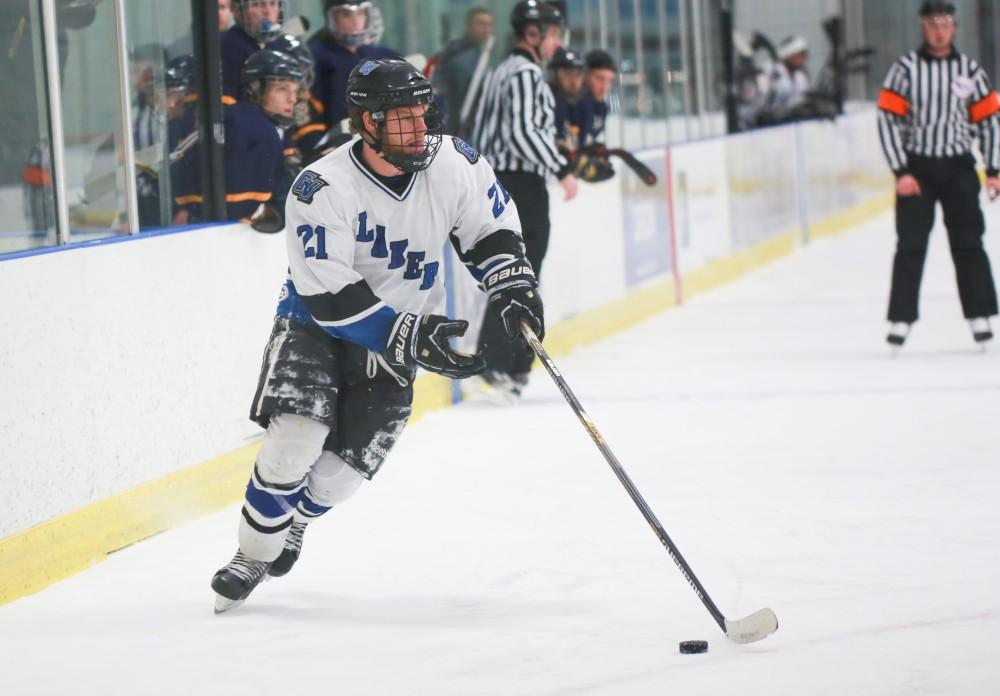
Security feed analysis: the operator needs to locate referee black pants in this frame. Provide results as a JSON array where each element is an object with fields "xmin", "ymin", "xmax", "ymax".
[
  {"xmin": 478, "ymin": 170, "xmax": 550, "ymax": 377},
  {"xmin": 889, "ymin": 154, "xmax": 999, "ymax": 322}
]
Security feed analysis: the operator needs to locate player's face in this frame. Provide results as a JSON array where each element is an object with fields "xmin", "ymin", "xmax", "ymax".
[
  {"xmin": 131, "ymin": 59, "xmax": 156, "ymax": 98},
  {"xmin": 246, "ymin": 0, "xmax": 280, "ymax": 25},
  {"xmin": 263, "ymin": 79, "xmax": 300, "ymax": 119},
  {"xmin": 922, "ymin": 15, "xmax": 956, "ymax": 51},
  {"xmin": 586, "ymin": 68, "xmax": 615, "ymax": 102},
  {"xmin": 380, "ymin": 103, "xmax": 429, "ymax": 154},
  {"xmin": 335, "ymin": 7, "xmax": 368, "ymax": 34},
  {"xmin": 219, "ymin": 0, "xmax": 233, "ymax": 30},
  {"xmin": 162, "ymin": 87, "xmax": 188, "ymax": 119},
  {"xmin": 466, "ymin": 12, "xmax": 494, "ymax": 46},
  {"xmin": 785, "ymin": 51, "xmax": 807, "ymax": 70},
  {"xmin": 538, "ymin": 24, "xmax": 563, "ymax": 62},
  {"xmin": 556, "ymin": 67, "xmax": 584, "ymax": 97}
]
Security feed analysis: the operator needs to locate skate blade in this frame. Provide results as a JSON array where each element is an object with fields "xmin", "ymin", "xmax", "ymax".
[{"xmin": 214, "ymin": 594, "xmax": 246, "ymax": 614}]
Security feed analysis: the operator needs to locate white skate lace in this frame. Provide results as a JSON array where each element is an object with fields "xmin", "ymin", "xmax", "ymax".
[
  {"xmin": 227, "ymin": 551, "xmax": 269, "ymax": 583},
  {"xmin": 284, "ymin": 522, "xmax": 306, "ymax": 552}
]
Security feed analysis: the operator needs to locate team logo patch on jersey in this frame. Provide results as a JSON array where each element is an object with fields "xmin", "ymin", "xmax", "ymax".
[
  {"xmin": 452, "ymin": 138, "xmax": 480, "ymax": 164},
  {"xmin": 358, "ymin": 60, "xmax": 379, "ymax": 76},
  {"xmin": 292, "ymin": 170, "xmax": 329, "ymax": 204},
  {"xmin": 953, "ymin": 76, "xmax": 975, "ymax": 100}
]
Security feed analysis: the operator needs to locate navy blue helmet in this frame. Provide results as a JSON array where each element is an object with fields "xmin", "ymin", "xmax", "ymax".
[{"xmin": 241, "ymin": 49, "xmax": 306, "ymax": 126}]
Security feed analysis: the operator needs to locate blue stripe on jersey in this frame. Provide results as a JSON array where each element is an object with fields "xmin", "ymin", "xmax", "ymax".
[
  {"xmin": 276, "ymin": 279, "xmax": 398, "ymax": 352},
  {"xmin": 245, "ymin": 478, "xmax": 304, "ymax": 519},
  {"xmin": 330, "ymin": 304, "xmax": 397, "ymax": 351}
]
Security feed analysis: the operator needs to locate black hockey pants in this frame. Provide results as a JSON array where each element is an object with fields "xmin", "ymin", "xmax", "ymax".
[
  {"xmin": 889, "ymin": 154, "xmax": 998, "ymax": 322},
  {"xmin": 478, "ymin": 170, "xmax": 550, "ymax": 377}
]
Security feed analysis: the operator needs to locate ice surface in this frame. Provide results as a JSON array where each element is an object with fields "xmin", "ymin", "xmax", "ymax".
[{"xmin": 2, "ymin": 207, "xmax": 999, "ymax": 695}]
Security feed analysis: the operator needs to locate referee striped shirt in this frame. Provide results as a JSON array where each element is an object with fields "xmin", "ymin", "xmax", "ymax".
[
  {"xmin": 471, "ymin": 48, "xmax": 570, "ymax": 178},
  {"xmin": 877, "ymin": 47, "xmax": 1000, "ymax": 176}
]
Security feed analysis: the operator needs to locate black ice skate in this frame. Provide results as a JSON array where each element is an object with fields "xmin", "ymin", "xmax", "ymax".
[
  {"xmin": 268, "ymin": 521, "xmax": 306, "ymax": 578},
  {"xmin": 211, "ymin": 550, "xmax": 271, "ymax": 614},
  {"xmin": 970, "ymin": 317, "xmax": 993, "ymax": 345},
  {"xmin": 886, "ymin": 322, "xmax": 910, "ymax": 350}
]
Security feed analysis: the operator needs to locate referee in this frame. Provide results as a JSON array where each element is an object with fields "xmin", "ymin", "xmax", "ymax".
[
  {"xmin": 471, "ymin": 0, "xmax": 577, "ymax": 400},
  {"xmin": 877, "ymin": 0, "xmax": 999, "ymax": 347}
]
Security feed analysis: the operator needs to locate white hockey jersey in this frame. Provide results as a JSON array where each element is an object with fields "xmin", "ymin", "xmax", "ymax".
[{"xmin": 276, "ymin": 135, "xmax": 524, "ymax": 352}]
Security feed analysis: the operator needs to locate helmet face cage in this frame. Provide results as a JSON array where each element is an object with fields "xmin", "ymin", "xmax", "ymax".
[
  {"xmin": 326, "ymin": 1, "xmax": 379, "ymax": 48},
  {"xmin": 363, "ymin": 99, "xmax": 442, "ymax": 173},
  {"xmin": 233, "ymin": 0, "xmax": 287, "ymax": 43},
  {"xmin": 347, "ymin": 59, "xmax": 442, "ymax": 172}
]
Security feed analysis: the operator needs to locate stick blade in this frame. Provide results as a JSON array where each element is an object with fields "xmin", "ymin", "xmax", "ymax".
[{"xmin": 724, "ymin": 608, "xmax": 778, "ymax": 644}]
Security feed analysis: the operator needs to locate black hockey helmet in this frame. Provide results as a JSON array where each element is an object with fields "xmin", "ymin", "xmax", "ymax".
[
  {"xmin": 232, "ymin": 0, "xmax": 287, "ymax": 43},
  {"xmin": 161, "ymin": 54, "xmax": 196, "ymax": 91},
  {"xmin": 585, "ymin": 49, "xmax": 617, "ymax": 73},
  {"xmin": 270, "ymin": 34, "xmax": 315, "ymax": 88},
  {"xmin": 550, "ymin": 47, "xmax": 585, "ymax": 71},
  {"xmin": 347, "ymin": 57, "xmax": 442, "ymax": 172},
  {"xmin": 510, "ymin": 0, "xmax": 564, "ymax": 39},
  {"xmin": 919, "ymin": 1, "xmax": 956, "ymax": 17},
  {"xmin": 241, "ymin": 49, "xmax": 305, "ymax": 126}
]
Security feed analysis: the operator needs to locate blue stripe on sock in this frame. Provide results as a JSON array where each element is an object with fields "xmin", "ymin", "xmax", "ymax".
[
  {"xmin": 245, "ymin": 477, "xmax": 305, "ymax": 519},
  {"xmin": 298, "ymin": 490, "xmax": 332, "ymax": 517}
]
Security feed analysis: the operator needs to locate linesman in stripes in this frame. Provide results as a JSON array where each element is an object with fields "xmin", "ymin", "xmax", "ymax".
[
  {"xmin": 877, "ymin": 0, "xmax": 999, "ymax": 348},
  {"xmin": 471, "ymin": 0, "xmax": 577, "ymax": 400}
]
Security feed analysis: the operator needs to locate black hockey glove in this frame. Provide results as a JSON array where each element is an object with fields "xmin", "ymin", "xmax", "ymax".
[
  {"xmin": 385, "ymin": 312, "xmax": 486, "ymax": 379},
  {"xmin": 249, "ymin": 203, "xmax": 283, "ymax": 233},
  {"xmin": 484, "ymin": 258, "xmax": 545, "ymax": 341},
  {"xmin": 574, "ymin": 148, "xmax": 616, "ymax": 183}
]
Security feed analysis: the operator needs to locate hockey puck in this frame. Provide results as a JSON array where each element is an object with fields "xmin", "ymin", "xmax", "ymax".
[{"xmin": 679, "ymin": 640, "xmax": 708, "ymax": 654}]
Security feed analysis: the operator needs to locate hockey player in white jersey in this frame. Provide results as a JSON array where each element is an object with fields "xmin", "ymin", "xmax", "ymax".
[{"xmin": 211, "ymin": 57, "xmax": 544, "ymax": 612}]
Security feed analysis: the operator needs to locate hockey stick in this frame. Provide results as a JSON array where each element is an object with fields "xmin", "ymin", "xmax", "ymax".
[
  {"xmin": 590, "ymin": 146, "xmax": 658, "ymax": 186},
  {"xmin": 521, "ymin": 323, "xmax": 778, "ymax": 644}
]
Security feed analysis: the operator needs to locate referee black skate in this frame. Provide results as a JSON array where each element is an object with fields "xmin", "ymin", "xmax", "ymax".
[
  {"xmin": 471, "ymin": 0, "xmax": 577, "ymax": 401},
  {"xmin": 877, "ymin": 0, "xmax": 999, "ymax": 348}
]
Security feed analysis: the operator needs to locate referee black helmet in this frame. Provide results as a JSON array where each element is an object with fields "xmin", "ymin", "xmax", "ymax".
[
  {"xmin": 510, "ymin": 0, "xmax": 564, "ymax": 39},
  {"xmin": 919, "ymin": 1, "xmax": 956, "ymax": 17}
]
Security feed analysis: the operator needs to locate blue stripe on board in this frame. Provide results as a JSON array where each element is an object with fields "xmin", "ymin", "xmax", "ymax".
[{"xmin": 0, "ymin": 221, "xmax": 233, "ymax": 263}]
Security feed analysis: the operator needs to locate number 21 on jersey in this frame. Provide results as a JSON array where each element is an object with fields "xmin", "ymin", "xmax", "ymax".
[
  {"xmin": 296, "ymin": 224, "xmax": 328, "ymax": 260},
  {"xmin": 487, "ymin": 179, "xmax": 511, "ymax": 219}
]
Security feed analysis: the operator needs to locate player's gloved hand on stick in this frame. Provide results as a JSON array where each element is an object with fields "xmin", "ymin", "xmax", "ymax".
[
  {"xmin": 384, "ymin": 312, "xmax": 486, "ymax": 379},
  {"xmin": 484, "ymin": 258, "xmax": 545, "ymax": 342}
]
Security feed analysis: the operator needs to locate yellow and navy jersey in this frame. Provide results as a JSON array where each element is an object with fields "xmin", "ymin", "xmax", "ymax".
[
  {"xmin": 277, "ymin": 136, "xmax": 525, "ymax": 352},
  {"xmin": 290, "ymin": 89, "xmax": 329, "ymax": 160},
  {"xmin": 307, "ymin": 36, "xmax": 398, "ymax": 129},
  {"xmin": 878, "ymin": 47, "xmax": 1000, "ymax": 175},
  {"xmin": 223, "ymin": 100, "xmax": 288, "ymax": 221}
]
